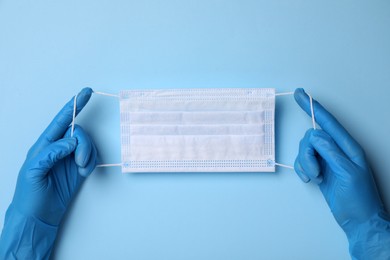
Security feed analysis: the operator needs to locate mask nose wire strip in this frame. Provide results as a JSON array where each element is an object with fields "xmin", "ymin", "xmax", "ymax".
[
  {"xmin": 274, "ymin": 91, "xmax": 317, "ymax": 170},
  {"xmin": 71, "ymin": 90, "xmax": 123, "ymax": 168}
]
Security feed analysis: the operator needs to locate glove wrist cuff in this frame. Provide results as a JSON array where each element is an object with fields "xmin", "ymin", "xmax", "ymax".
[
  {"xmin": 347, "ymin": 211, "xmax": 390, "ymax": 259},
  {"xmin": 0, "ymin": 204, "xmax": 58, "ymax": 260}
]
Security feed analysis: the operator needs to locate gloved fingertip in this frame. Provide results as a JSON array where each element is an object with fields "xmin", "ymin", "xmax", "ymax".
[
  {"xmin": 64, "ymin": 125, "xmax": 76, "ymax": 138},
  {"xmin": 294, "ymin": 88, "xmax": 308, "ymax": 110},
  {"xmin": 294, "ymin": 88, "xmax": 306, "ymax": 100},
  {"xmin": 310, "ymin": 129, "xmax": 333, "ymax": 146},
  {"xmin": 80, "ymin": 87, "xmax": 93, "ymax": 96},
  {"xmin": 310, "ymin": 128, "xmax": 323, "ymax": 136},
  {"xmin": 78, "ymin": 167, "xmax": 92, "ymax": 178},
  {"xmin": 75, "ymin": 141, "xmax": 90, "ymax": 168},
  {"xmin": 316, "ymin": 175, "xmax": 324, "ymax": 184},
  {"xmin": 77, "ymin": 153, "xmax": 97, "ymax": 178},
  {"xmin": 71, "ymin": 126, "xmax": 94, "ymax": 168},
  {"xmin": 75, "ymin": 156, "xmax": 88, "ymax": 168},
  {"xmin": 62, "ymin": 137, "xmax": 78, "ymax": 148},
  {"xmin": 75, "ymin": 88, "xmax": 93, "ymax": 110},
  {"xmin": 294, "ymin": 160, "xmax": 310, "ymax": 183},
  {"xmin": 298, "ymin": 172, "xmax": 310, "ymax": 183},
  {"xmin": 311, "ymin": 174, "xmax": 323, "ymax": 185},
  {"xmin": 303, "ymin": 128, "xmax": 316, "ymax": 140}
]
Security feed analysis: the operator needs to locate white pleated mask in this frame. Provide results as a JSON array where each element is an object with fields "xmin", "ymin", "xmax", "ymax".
[{"xmin": 71, "ymin": 88, "xmax": 316, "ymax": 173}]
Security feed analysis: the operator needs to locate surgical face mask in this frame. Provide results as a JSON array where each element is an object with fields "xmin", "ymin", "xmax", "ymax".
[{"xmin": 71, "ymin": 88, "xmax": 316, "ymax": 173}]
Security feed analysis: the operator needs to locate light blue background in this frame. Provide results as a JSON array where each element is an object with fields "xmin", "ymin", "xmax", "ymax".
[{"xmin": 1, "ymin": 1, "xmax": 389, "ymax": 259}]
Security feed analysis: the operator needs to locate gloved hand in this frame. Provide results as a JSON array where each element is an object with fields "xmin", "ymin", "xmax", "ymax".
[
  {"xmin": 294, "ymin": 88, "xmax": 390, "ymax": 259},
  {"xmin": 0, "ymin": 88, "xmax": 97, "ymax": 260}
]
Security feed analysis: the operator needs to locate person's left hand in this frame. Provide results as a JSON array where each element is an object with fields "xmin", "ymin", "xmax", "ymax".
[{"xmin": 11, "ymin": 87, "xmax": 97, "ymax": 226}]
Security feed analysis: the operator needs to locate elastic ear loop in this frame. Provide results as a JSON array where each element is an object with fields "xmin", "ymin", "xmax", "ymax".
[
  {"xmin": 71, "ymin": 91, "xmax": 122, "ymax": 168},
  {"xmin": 71, "ymin": 90, "xmax": 317, "ymax": 171},
  {"xmin": 273, "ymin": 91, "xmax": 317, "ymax": 170}
]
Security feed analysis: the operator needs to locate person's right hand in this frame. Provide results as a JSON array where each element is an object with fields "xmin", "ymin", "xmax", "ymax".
[
  {"xmin": 294, "ymin": 88, "xmax": 390, "ymax": 259},
  {"xmin": 0, "ymin": 88, "xmax": 97, "ymax": 260}
]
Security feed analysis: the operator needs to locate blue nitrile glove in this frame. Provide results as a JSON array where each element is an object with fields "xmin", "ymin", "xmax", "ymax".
[
  {"xmin": 294, "ymin": 88, "xmax": 390, "ymax": 259},
  {"xmin": 0, "ymin": 88, "xmax": 97, "ymax": 260}
]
